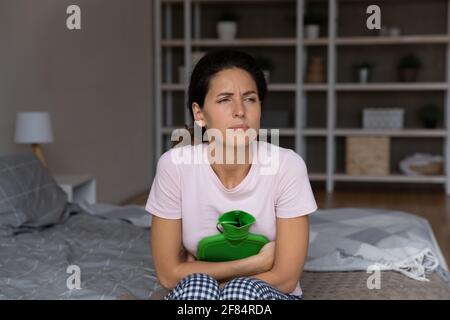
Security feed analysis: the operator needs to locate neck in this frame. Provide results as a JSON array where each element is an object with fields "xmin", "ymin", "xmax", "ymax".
[
  {"xmin": 207, "ymin": 142, "xmax": 253, "ymax": 189},
  {"xmin": 207, "ymin": 142, "xmax": 253, "ymax": 165}
]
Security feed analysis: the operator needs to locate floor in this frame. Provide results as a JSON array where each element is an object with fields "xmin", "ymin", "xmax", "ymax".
[{"xmin": 125, "ymin": 185, "xmax": 450, "ymax": 266}]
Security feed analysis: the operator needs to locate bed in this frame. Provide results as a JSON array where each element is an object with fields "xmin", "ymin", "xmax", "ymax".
[{"xmin": 1, "ymin": 154, "xmax": 449, "ymax": 300}]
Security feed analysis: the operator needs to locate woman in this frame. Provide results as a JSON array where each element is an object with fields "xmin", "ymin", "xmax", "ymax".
[{"xmin": 146, "ymin": 50, "xmax": 317, "ymax": 300}]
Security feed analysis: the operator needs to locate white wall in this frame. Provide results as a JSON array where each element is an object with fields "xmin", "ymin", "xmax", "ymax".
[{"xmin": 0, "ymin": 0, "xmax": 154, "ymax": 204}]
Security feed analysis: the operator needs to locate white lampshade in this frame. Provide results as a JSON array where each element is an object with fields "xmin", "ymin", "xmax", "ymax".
[{"xmin": 14, "ymin": 112, "xmax": 54, "ymax": 144}]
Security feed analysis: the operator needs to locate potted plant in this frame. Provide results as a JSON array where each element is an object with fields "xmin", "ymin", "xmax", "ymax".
[
  {"xmin": 304, "ymin": 13, "xmax": 325, "ymax": 39},
  {"xmin": 419, "ymin": 104, "xmax": 442, "ymax": 128},
  {"xmin": 354, "ymin": 62, "xmax": 374, "ymax": 83},
  {"xmin": 217, "ymin": 12, "xmax": 239, "ymax": 41},
  {"xmin": 255, "ymin": 56, "xmax": 275, "ymax": 83},
  {"xmin": 397, "ymin": 53, "xmax": 421, "ymax": 82}
]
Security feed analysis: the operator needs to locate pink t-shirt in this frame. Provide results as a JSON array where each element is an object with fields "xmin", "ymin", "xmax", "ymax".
[{"xmin": 145, "ymin": 140, "xmax": 318, "ymax": 296}]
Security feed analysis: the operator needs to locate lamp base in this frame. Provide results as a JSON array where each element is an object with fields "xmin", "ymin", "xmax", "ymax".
[{"xmin": 31, "ymin": 143, "xmax": 48, "ymax": 167}]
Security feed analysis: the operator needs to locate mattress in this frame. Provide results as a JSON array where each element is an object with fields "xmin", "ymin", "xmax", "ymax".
[
  {"xmin": 149, "ymin": 270, "xmax": 450, "ymax": 300},
  {"xmin": 300, "ymin": 270, "xmax": 450, "ymax": 300}
]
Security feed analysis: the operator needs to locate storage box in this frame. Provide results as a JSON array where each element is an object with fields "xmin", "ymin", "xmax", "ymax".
[
  {"xmin": 346, "ymin": 136, "xmax": 390, "ymax": 175},
  {"xmin": 363, "ymin": 108, "xmax": 404, "ymax": 129}
]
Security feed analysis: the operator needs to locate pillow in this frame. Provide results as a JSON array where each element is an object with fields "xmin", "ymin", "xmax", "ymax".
[{"xmin": 0, "ymin": 153, "xmax": 68, "ymax": 235}]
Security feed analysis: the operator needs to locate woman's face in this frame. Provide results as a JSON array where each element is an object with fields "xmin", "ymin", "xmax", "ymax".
[{"xmin": 192, "ymin": 67, "xmax": 261, "ymax": 148}]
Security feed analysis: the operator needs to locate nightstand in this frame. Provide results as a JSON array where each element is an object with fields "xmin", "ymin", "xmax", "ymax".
[{"xmin": 54, "ymin": 175, "xmax": 96, "ymax": 204}]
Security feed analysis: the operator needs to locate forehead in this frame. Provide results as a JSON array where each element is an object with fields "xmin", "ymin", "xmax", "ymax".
[{"xmin": 208, "ymin": 68, "xmax": 257, "ymax": 94}]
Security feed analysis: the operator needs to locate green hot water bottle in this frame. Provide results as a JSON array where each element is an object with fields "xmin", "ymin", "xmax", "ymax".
[{"xmin": 196, "ymin": 210, "xmax": 269, "ymax": 262}]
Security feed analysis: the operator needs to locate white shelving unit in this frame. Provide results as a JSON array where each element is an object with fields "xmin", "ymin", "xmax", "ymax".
[{"xmin": 153, "ymin": 0, "xmax": 450, "ymax": 195}]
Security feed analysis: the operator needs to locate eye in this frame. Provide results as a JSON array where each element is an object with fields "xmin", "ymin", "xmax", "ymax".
[
  {"xmin": 218, "ymin": 98, "xmax": 231, "ymax": 103},
  {"xmin": 245, "ymin": 97, "xmax": 257, "ymax": 103}
]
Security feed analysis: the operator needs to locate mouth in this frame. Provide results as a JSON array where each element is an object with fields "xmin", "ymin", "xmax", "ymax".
[{"xmin": 229, "ymin": 125, "xmax": 250, "ymax": 131}]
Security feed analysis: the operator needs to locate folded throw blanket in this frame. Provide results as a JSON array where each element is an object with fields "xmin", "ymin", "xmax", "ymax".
[{"xmin": 305, "ymin": 208, "xmax": 449, "ymax": 284}]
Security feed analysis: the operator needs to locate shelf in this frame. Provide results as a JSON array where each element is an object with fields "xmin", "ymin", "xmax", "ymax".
[
  {"xmin": 161, "ymin": 35, "xmax": 449, "ymax": 48},
  {"xmin": 336, "ymin": 35, "xmax": 450, "ymax": 46},
  {"xmin": 155, "ymin": 0, "xmax": 450, "ymax": 194},
  {"xmin": 259, "ymin": 128, "xmax": 296, "ymax": 136},
  {"xmin": 162, "ymin": 38, "xmax": 330, "ymax": 47},
  {"xmin": 161, "ymin": 83, "xmax": 328, "ymax": 92},
  {"xmin": 193, "ymin": 38, "xmax": 296, "ymax": 47},
  {"xmin": 162, "ymin": 127, "xmax": 448, "ymax": 138},
  {"xmin": 162, "ymin": 0, "xmax": 294, "ymax": 3},
  {"xmin": 304, "ymin": 84, "xmax": 328, "ymax": 91},
  {"xmin": 303, "ymin": 128, "xmax": 327, "ymax": 136},
  {"xmin": 268, "ymin": 84, "xmax": 296, "ymax": 91},
  {"xmin": 162, "ymin": 83, "xmax": 447, "ymax": 92},
  {"xmin": 336, "ymin": 83, "xmax": 448, "ymax": 91},
  {"xmin": 334, "ymin": 129, "xmax": 447, "ymax": 138},
  {"xmin": 309, "ymin": 173, "xmax": 327, "ymax": 181},
  {"xmin": 163, "ymin": 38, "xmax": 297, "ymax": 47},
  {"xmin": 334, "ymin": 174, "xmax": 446, "ymax": 184}
]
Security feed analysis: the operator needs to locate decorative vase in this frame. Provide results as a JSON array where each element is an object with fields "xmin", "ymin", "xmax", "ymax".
[
  {"xmin": 356, "ymin": 68, "xmax": 371, "ymax": 83},
  {"xmin": 305, "ymin": 25, "xmax": 320, "ymax": 39},
  {"xmin": 305, "ymin": 56, "xmax": 325, "ymax": 83},
  {"xmin": 217, "ymin": 21, "xmax": 237, "ymax": 40}
]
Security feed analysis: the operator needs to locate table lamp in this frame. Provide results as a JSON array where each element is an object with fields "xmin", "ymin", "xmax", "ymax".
[{"xmin": 14, "ymin": 112, "xmax": 54, "ymax": 167}]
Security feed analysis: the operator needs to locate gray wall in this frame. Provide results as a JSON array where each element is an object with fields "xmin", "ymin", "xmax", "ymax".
[{"xmin": 0, "ymin": 0, "xmax": 154, "ymax": 204}]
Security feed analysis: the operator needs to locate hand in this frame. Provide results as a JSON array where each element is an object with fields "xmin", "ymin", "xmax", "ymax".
[{"xmin": 254, "ymin": 241, "xmax": 276, "ymax": 273}]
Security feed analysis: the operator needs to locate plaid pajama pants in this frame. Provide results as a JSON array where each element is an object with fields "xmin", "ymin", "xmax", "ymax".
[{"xmin": 165, "ymin": 273, "xmax": 302, "ymax": 300}]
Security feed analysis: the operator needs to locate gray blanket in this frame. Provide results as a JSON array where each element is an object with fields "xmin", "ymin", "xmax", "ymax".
[
  {"xmin": 305, "ymin": 208, "xmax": 449, "ymax": 284},
  {"xmin": 0, "ymin": 206, "xmax": 160, "ymax": 299}
]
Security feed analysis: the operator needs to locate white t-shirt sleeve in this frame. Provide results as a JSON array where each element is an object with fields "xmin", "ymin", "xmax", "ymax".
[
  {"xmin": 275, "ymin": 150, "xmax": 318, "ymax": 218},
  {"xmin": 145, "ymin": 150, "xmax": 182, "ymax": 219}
]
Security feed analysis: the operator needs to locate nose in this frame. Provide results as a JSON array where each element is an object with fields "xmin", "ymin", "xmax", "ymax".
[{"xmin": 232, "ymin": 99, "xmax": 245, "ymax": 118}]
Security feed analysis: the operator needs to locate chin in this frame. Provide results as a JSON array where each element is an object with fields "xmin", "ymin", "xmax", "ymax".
[
  {"xmin": 224, "ymin": 137, "xmax": 256, "ymax": 149},
  {"xmin": 223, "ymin": 128, "xmax": 258, "ymax": 147}
]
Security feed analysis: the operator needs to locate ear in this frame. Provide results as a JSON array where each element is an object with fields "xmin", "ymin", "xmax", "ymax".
[{"xmin": 192, "ymin": 103, "xmax": 206, "ymax": 127}]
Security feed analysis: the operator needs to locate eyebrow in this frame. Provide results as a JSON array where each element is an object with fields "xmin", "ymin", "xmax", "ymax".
[{"xmin": 216, "ymin": 91, "xmax": 257, "ymax": 97}]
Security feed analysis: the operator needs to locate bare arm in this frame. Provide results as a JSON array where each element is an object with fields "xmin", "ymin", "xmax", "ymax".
[
  {"xmin": 250, "ymin": 215, "xmax": 310, "ymax": 294},
  {"xmin": 151, "ymin": 215, "xmax": 272, "ymax": 290}
]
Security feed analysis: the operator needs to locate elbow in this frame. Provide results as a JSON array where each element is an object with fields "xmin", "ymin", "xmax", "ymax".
[
  {"xmin": 160, "ymin": 279, "xmax": 175, "ymax": 291},
  {"xmin": 276, "ymin": 279, "xmax": 298, "ymax": 294},
  {"xmin": 159, "ymin": 273, "xmax": 179, "ymax": 290},
  {"xmin": 263, "ymin": 270, "xmax": 299, "ymax": 294},
  {"xmin": 157, "ymin": 267, "xmax": 181, "ymax": 290},
  {"xmin": 276, "ymin": 274, "xmax": 300, "ymax": 294}
]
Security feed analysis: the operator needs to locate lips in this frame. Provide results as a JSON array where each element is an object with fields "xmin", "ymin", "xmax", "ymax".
[{"xmin": 229, "ymin": 125, "xmax": 250, "ymax": 131}]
